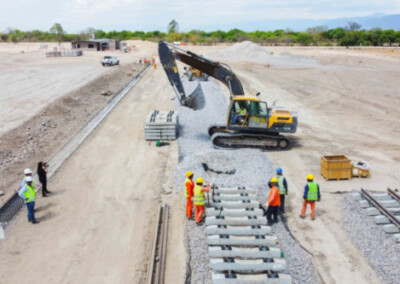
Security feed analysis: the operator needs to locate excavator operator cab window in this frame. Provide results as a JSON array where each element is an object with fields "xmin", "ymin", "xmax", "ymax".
[{"xmin": 231, "ymin": 101, "xmax": 250, "ymax": 125}]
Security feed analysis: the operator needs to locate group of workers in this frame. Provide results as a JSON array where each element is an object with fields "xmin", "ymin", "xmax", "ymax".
[
  {"xmin": 17, "ymin": 163, "xmax": 51, "ymax": 225},
  {"xmin": 265, "ymin": 168, "xmax": 321, "ymax": 225},
  {"xmin": 184, "ymin": 167, "xmax": 321, "ymax": 226},
  {"xmin": 184, "ymin": 171, "xmax": 209, "ymax": 225}
]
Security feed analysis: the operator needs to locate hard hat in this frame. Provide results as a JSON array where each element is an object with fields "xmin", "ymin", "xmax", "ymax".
[
  {"xmin": 196, "ymin": 177, "xmax": 204, "ymax": 184},
  {"xmin": 270, "ymin": 177, "xmax": 278, "ymax": 183},
  {"xmin": 186, "ymin": 171, "xmax": 194, "ymax": 178},
  {"xmin": 307, "ymin": 174, "xmax": 314, "ymax": 180},
  {"xmin": 24, "ymin": 168, "xmax": 32, "ymax": 175},
  {"xmin": 26, "ymin": 176, "xmax": 33, "ymax": 182},
  {"xmin": 276, "ymin": 167, "xmax": 282, "ymax": 174}
]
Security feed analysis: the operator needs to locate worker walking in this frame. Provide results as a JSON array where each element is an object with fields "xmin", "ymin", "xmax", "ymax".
[
  {"xmin": 185, "ymin": 171, "xmax": 195, "ymax": 220},
  {"xmin": 300, "ymin": 174, "xmax": 321, "ymax": 220},
  {"xmin": 276, "ymin": 168, "xmax": 288, "ymax": 214},
  {"xmin": 265, "ymin": 177, "xmax": 281, "ymax": 225},
  {"xmin": 18, "ymin": 176, "xmax": 39, "ymax": 224},
  {"xmin": 193, "ymin": 177, "xmax": 210, "ymax": 225}
]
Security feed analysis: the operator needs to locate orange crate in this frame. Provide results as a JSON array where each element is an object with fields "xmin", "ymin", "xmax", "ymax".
[{"xmin": 321, "ymin": 155, "xmax": 352, "ymax": 181}]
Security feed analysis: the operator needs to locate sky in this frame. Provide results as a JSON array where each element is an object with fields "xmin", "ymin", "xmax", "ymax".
[{"xmin": 1, "ymin": 0, "xmax": 400, "ymax": 33}]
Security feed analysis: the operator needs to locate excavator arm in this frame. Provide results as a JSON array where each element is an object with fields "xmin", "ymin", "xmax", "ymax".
[{"xmin": 158, "ymin": 40, "xmax": 244, "ymax": 110}]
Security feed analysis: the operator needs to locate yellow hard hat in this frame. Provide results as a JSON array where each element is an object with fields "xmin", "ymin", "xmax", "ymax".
[
  {"xmin": 270, "ymin": 177, "xmax": 278, "ymax": 183},
  {"xmin": 186, "ymin": 171, "xmax": 193, "ymax": 178},
  {"xmin": 307, "ymin": 174, "xmax": 314, "ymax": 180},
  {"xmin": 196, "ymin": 177, "xmax": 204, "ymax": 184}
]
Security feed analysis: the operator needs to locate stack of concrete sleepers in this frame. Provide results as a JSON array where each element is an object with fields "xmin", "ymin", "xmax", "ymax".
[
  {"xmin": 206, "ymin": 185, "xmax": 292, "ymax": 284},
  {"xmin": 145, "ymin": 110, "xmax": 178, "ymax": 140}
]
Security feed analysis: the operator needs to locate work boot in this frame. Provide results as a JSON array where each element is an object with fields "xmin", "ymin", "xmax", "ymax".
[
  {"xmin": 31, "ymin": 220, "xmax": 40, "ymax": 224},
  {"xmin": 299, "ymin": 215, "xmax": 305, "ymax": 219}
]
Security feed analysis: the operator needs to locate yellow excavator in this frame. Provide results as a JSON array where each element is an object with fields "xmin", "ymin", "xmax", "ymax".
[{"xmin": 158, "ymin": 40, "xmax": 297, "ymax": 150}]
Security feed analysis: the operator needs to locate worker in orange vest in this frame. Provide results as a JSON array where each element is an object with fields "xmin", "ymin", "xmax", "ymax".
[
  {"xmin": 193, "ymin": 177, "xmax": 210, "ymax": 225},
  {"xmin": 300, "ymin": 174, "xmax": 321, "ymax": 220},
  {"xmin": 185, "ymin": 171, "xmax": 195, "ymax": 220},
  {"xmin": 265, "ymin": 177, "xmax": 281, "ymax": 225}
]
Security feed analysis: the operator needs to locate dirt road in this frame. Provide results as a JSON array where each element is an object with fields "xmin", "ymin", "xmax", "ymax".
[{"xmin": 0, "ymin": 63, "xmax": 186, "ymax": 283}]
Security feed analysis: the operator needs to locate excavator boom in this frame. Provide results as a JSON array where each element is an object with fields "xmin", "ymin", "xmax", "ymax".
[{"xmin": 158, "ymin": 40, "xmax": 244, "ymax": 110}]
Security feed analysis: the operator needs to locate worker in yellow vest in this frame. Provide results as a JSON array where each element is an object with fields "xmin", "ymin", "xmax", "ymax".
[
  {"xmin": 300, "ymin": 174, "xmax": 321, "ymax": 220},
  {"xmin": 276, "ymin": 168, "xmax": 288, "ymax": 214},
  {"xmin": 193, "ymin": 177, "xmax": 210, "ymax": 225},
  {"xmin": 18, "ymin": 176, "xmax": 39, "ymax": 224},
  {"xmin": 185, "ymin": 171, "xmax": 195, "ymax": 220}
]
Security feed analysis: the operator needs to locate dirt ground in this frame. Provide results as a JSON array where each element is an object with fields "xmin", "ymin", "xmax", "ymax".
[
  {"xmin": 0, "ymin": 42, "xmax": 399, "ymax": 284},
  {"xmin": 0, "ymin": 60, "xmax": 187, "ymax": 283}
]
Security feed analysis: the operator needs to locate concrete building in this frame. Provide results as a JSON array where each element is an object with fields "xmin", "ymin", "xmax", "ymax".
[{"xmin": 71, "ymin": 39, "xmax": 120, "ymax": 51}]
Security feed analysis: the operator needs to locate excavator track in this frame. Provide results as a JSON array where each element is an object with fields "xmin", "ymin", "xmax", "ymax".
[{"xmin": 210, "ymin": 131, "xmax": 290, "ymax": 151}]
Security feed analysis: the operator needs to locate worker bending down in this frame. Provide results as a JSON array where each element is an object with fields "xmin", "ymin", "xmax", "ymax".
[
  {"xmin": 193, "ymin": 177, "xmax": 210, "ymax": 225},
  {"xmin": 185, "ymin": 171, "xmax": 195, "ymax": 220},
  {"xmin": 300, "ymin": 174, "xmax": 321, "ymax": 220},
  {"xmin": 265, "ymin": 177, "xmax": 281, "ymax": 225}
]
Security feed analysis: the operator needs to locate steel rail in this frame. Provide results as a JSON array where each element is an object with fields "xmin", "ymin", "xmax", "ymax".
[
  {"xmin": 147, "ymin": 205, "xmax": 169, "ymax": 284},
  {"xmin": 388, "ymin": 188, "xmax": 400, "ymax": 203},
  {"xmin": 361, "ymin": 188, "xmax": 400, "ymax": 228}
]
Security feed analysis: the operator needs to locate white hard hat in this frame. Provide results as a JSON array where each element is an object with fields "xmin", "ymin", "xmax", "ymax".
[
  {"xmin": 24, "ymin": 168, "xmax": 33, "ymax": 175},
  {"xmin": 25, "ymin": 176, "xmax": 33, "ymax": 182}
]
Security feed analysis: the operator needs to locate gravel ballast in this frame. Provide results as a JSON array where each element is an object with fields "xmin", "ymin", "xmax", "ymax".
[
  {"xmin": 341, "ymin": 193, "xmax": 400, "ymax": 284},
  {"xmin": 173, "ymin": 78, "xmax": 319, "ymax": 283}
]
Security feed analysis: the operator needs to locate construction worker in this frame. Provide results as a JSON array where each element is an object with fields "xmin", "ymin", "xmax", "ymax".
[
  {"xmin": 18, "ymin": 176, "xmax": 39, "ymax": 224},
  {"xmin": 265, "ymin": 177, "xmax": 281, "ymax": 225},
  {"xmin": 300, "ymin": 174, "xmax": 321, "ymax": 220},
  {"xmin": 21, "ymin": 168, "xmax": 35, "ymax": 189},
  {"xmin": 185, "ymin": 171, "xmax": 195, "ymax": 220},
  {"xmin": 238, "ymin": 105, "xmax": 248, "ymax": 124},
  {"xmin": 193, "ymin": 177, "xmax": 210, "ymax": 225},
  {"xmin": 276, "ymin": 168, "xmax": 288, "ymax": 214}
]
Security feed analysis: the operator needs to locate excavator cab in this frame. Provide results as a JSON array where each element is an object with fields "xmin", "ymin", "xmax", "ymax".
[{"xmin": 228, "ymin": 98, "xmax": 269, "ymax": 129}]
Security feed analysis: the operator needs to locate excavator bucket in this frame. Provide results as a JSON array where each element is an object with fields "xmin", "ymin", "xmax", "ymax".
[{"xmin": 158, "ymin": 41, "xmax": 206, "ymax": 110}]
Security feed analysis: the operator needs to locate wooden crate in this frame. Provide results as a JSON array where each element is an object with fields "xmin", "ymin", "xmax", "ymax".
[{"xmin": 321, "ymin": 155, "xmax": 352, "ymax": 181}]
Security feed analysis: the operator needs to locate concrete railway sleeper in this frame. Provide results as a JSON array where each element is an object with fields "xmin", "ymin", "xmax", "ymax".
[
  {"xmin": 204, "ymin": 185, "xmax": 292, "ymax": 283},
  {"xmin": 354, "ymin": 188, "xmax": 400, "ymax": 243}
]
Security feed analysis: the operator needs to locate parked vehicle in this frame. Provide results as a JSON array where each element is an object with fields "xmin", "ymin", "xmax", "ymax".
[{"xmin": 101, "ymin": 56, "xmax": 119, "ymax": 66}]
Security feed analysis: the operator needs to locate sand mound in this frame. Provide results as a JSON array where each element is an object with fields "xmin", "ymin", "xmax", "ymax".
[{"xmin": 208, "ymin": 41, "xmax": 316, "ymax": 68}]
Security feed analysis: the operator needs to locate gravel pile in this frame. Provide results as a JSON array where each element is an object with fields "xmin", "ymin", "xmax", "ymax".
[
  {"xmin": 207, "ymin": 41, "xmax": 316, "ymax": 69},
  {"xmin": 341, "ymin": 194, "xmax": 400, "ymax": 284},
  {"xmin": 174, "ymin": 78, "xmax": 319, "ymax": 283}
]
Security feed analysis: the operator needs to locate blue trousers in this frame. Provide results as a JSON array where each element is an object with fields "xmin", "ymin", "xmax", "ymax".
[{"xmin": 26, "ymin": 202, "xmax": 36, "ymax": 222}]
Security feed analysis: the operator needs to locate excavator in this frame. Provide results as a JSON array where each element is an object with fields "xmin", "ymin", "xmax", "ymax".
[{"xmin": 158, "ymin": 40, "xmax": 297, "ymax": 150}]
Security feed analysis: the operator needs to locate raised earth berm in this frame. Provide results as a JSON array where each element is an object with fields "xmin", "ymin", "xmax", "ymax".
[{"xmin": 206, "ymin": 185, "xmax": 292, "ymax": 284}]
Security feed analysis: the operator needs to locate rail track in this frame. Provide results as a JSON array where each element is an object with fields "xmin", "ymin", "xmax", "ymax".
[
  {"xmin": 147, "ymin": 205, "xmax": 169, "ymax": 284},
  {"xmin": 358, "ymin": 188, "xmax": 400, "ymax": 242},
  {"xmin": 205, "ymin": 185, "xmax": 292, "ymax": 284}
]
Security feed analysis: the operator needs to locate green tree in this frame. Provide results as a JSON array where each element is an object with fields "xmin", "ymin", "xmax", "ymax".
[
  {"xmin": 296, "ymin": 33, "xmax": 313, "ymax": 46},
  {"xmin": 50, "ymin": 23, "xmax": 65, "ymax": 45},
  {"xmin": 168, "ymin": 20, "xmax": 179, "ymax": 34}
]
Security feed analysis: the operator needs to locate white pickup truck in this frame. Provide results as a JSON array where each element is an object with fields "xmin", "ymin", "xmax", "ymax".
[{"xmin": 101, "ymin": 56, "xmax": 119, "ymax": 66}]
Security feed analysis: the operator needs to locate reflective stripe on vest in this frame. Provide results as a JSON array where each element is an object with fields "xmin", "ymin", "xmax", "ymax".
[
  {"xmin": 307, "ymin": 182, "xmax": 318, "ymax": 201},
  {"xmin": 23, "ymin": 185, "xmax": 36, "ymax": 203},
  {"xmin": 278, "ymin": 176, "xmax": 286, "ymax": 194},
  {"xmin": 193, "ymin": 185, "xmax": 205, "ymax": 205},
  {"xmin": 185, "ymin": 178, "xmax": 193, "ymax": 197}
]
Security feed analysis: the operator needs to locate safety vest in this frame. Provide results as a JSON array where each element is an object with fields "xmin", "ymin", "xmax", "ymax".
[
  {"xmin": 193, "ymin": 185, "xmax": 205, "ymax": 206},
  {"xmin": 239, "ymin": 108, "xmax": 246, "ymax": 115},
  {"xmin": 278, "ymin": 176, "xmax": 286, "ymax": 195},
  {"xmin": 307, "ymin": 182, "xmax": 319, "ymax": 201},
  {"xmin": 185, "ymin": 178, "xmax": 193, "ymax": 198},
  {"xmin": 23, "ymin": 185, "xmax": 36, "ymax": 203}
]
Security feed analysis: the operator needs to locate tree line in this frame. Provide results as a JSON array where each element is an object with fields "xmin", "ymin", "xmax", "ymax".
[{"xmin": 1, "ymin": 22, "xmax": 400, "ymax": 47}]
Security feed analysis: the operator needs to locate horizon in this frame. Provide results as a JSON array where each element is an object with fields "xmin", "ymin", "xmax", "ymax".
[{"xmin": 0, "ymin": 0, "xmax": 400, "ymax": 33}]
